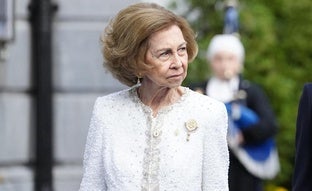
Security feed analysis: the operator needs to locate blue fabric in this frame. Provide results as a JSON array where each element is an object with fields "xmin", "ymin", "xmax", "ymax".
[
  {"xmin": 226, "ymin": 103, "xmax": 275, "ymax": 161},
  {"xmin": 224, "ymin": 7, "xmax": 239, "ymax": 34}
]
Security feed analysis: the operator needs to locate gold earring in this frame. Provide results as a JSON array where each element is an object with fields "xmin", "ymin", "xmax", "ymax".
[
  {"xmin": 137, "ymin": 73, "xmax": 142, "ymax": 84},
  {"xmin": 137, "ymin": 77, "xmax": 141, "ymax": 84}
]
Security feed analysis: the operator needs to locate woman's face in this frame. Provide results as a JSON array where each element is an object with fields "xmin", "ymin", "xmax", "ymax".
[
  {"xmin": 144, "ymin": 25, "xmax": 188, "ymax": 88},
  {"xmin": 210, "ymin": 51, "xmax": 242, "ymax": 80}
]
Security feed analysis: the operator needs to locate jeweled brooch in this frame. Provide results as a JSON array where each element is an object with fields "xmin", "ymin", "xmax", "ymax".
[{"xmin": 185, "ymin": 119, "xmax": 198, "ymax": 141}]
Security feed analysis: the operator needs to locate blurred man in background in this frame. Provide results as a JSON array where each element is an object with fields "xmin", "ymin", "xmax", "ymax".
[{"xmin": 191, "ymin": 34, "xmax": 279, "ymax": 191}]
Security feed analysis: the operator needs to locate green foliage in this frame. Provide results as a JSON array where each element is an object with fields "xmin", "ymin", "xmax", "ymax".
[{"xmin": 174, "ymin": 0, "xmax": 312, "ymax": 189}]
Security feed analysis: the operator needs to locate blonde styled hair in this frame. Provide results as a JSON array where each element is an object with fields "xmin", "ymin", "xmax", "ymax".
[{"xmin": 102, "ymin": 3, "xmax": 198, "ymax": 86}]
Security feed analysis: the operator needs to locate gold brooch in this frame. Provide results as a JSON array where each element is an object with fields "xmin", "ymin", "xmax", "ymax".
[{"xmin": 185, "ymin": 119, "xmax": 198, "ymax": 141}]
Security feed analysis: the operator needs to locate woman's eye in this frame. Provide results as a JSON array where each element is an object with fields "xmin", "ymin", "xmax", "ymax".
[
  {"xmin": 159, "ymin": 51, "xmax": 170, "ymax": 57},
  {"xmin": 178, "ymin": 47, "xmax": 187, "ymax": 54}
]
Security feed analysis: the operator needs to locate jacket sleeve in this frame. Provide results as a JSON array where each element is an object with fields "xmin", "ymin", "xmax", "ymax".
[
  {"xmin": 241, "ymin": 84, "xmax": 278, "ymax": 144},
  {"xmin": 79, "ymin": 99, "xmax": 107, "ymax": 191},
  {"xmin": 293, "ymin": 84, "xmax": 312, "ymax": 191},
  {"xmin": 202, "ymin": 103, "xmax": 229, "ymax": 191}
]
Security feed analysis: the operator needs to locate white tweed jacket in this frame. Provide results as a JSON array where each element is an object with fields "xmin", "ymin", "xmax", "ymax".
[{"xmin": 79, "ymin": 86, "xmax": 229, "ymax": 191}]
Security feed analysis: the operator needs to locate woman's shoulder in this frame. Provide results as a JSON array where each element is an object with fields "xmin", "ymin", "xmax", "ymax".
[
  {"xmin": 185, "ymin": 88, "xmax": 228, "ymax": 134},
  {"xmin": 186, "ymin": 88, "xmax": 226, "ymax": 114},
  {"xmin": 187, "ymin": 88, "xmax": 225, "ymax": 106},
  {"xmin": 97, "ymin": 88, "xmax": 131, "ymax": 102},
  {"xmin": 93, "ymin": 88, "xmax": 134, "ymax": 112}
]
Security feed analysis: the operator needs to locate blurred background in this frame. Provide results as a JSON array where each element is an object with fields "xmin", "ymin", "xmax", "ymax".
[{"xmin": 0, "ymin": 0, "xmax": 310, "ymax": 190}]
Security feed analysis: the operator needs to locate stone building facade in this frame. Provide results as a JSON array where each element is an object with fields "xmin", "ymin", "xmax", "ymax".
[{"xmin": 0, "ymin": 0, "xmax": 139, "ymax": 190}]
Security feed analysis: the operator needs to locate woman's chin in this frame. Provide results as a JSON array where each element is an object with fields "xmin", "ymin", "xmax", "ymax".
[{"xmin": 167, "ymin": 80, "xmax": 184, "ymax": 88}]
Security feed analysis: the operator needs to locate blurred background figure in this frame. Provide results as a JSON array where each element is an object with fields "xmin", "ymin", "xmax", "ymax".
[
  {"xmin": 190, "ymin": 34, "xmax": 279, "ymax": 191},
  {"xmin": 293, "ymin": 83, "xmax": 312, "ymax": 191}
]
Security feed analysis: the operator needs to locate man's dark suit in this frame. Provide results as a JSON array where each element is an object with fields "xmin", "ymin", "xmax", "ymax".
[{"xmin": 293, "ymin": 83, "xmax": 312, "ymax": 191}]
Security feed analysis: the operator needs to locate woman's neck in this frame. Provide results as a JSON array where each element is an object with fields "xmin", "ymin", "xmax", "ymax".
[{"xmin": 138, "ymin": 79, "xmax": 183, "ymax": 116}]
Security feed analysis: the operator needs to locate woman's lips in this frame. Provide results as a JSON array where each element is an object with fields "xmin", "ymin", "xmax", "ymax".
[{"xmin": 168, "ymin": 73, "xmax": 184, "ymax": 79}]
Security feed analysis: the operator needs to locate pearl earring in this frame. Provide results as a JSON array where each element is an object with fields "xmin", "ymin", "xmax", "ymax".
[
  {"xmin": 137, "ymin": 73, "xmax": 142, "ymax": 85},
  {"xmin": 137, "ymin": 77, "xmax": 141, "ymax": 85}
]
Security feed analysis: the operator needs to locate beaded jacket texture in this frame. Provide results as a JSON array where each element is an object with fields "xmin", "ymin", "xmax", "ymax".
[{"xmin": 79, "ymin": 87, "xmax": 229, "ymax": 191}]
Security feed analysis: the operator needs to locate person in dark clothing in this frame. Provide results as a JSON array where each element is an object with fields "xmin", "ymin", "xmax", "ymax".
[
  {"xmin": 190, "ymin": 34, "xmax": 279, "ymax": 191},
  {"xmin": 293, "ymin": 83, "xmax": 312, "ymax": 191}
]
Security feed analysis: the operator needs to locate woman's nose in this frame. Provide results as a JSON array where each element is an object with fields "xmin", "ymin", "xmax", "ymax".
[{"xmin": 171, "ymin": 53, "xmax": 183, "ymax": 68}]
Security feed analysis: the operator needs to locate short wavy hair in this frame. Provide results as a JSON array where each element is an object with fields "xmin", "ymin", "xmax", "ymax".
[{"xmin": 102, "ymin": 3, "xmax": 198, "ymax": 86}]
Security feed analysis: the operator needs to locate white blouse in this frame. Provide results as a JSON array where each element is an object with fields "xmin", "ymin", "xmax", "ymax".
[
  {"xmin": 79, "ymin": 86, "xmax": 229, "ymax": 191},
  {"xmin": 206, "ymin": 76, "xmax": 240, "ymax": 103}
]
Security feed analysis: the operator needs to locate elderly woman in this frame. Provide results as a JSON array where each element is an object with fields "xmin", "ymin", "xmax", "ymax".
[
  {"xmin": 191, "ymin": 34, "xmax": 279, "ymax": 191},
  {"xmin": 79, "ymin": 3, "xmax": 229, "ymax": 191}
]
